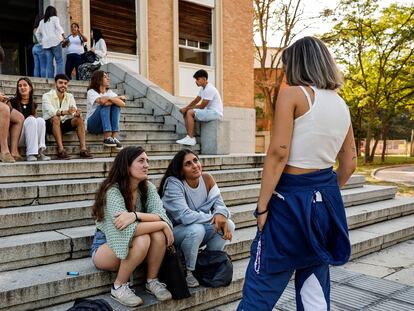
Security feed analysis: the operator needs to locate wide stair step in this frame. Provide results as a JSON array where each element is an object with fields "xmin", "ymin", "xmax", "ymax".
[{"xmin": 3, "ymin": 213, "xmax": 414, "ymax": 310}]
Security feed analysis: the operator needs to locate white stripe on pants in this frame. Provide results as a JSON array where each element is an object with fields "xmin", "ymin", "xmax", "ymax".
[{"xmin": 19, "ymin": 116, "xmax": 46, "ymax": 155}]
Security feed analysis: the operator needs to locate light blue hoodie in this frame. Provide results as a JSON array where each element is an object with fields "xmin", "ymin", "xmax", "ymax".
[{"xmin": 161, "ymin": 176, "xmax": 230, "ymax": 226}]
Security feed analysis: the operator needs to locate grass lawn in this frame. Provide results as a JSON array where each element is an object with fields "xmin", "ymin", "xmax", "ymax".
[{"xmin": 355, "ymin": 156, "xmax": 414, "ymax": 196}]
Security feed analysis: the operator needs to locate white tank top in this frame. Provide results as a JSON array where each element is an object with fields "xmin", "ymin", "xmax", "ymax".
[
  {"xmin": 286, "ymin": 86, "xmax": 351, "ymax": 169},
  {"xmin": 183, "ymin": 176, "xmax": 208, "ymax": 210}
]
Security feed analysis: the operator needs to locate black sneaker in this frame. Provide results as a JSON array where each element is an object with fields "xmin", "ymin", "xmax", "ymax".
[
  {"xmin": 103, "ymin": 137, "xmax": 117, "ymax": 147},
  {"xmin": 113, "ymin": 138, "xmax": 123, "ymax": 150}
]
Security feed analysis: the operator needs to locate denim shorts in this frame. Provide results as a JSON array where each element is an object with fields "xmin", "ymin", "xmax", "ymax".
[
  {"xmin": 194, "ymin": 109, "xmax": 222, "ymax": 122},
  {"xmin": 90, "ymin": 230, "xmax": 107, "ymax": 258}
]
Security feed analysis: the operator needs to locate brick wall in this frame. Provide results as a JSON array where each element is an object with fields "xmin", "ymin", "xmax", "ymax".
[
  {"xmin": 222, "ymin": 1, "xmax": 254, "ymax": 109},
  {"xmin": 69, "ymin": 0, "xmax": 83, "ymax": 29},
  {"xmin": 147, "ymin": 1, "xmax": 174, "ymax": 93}
]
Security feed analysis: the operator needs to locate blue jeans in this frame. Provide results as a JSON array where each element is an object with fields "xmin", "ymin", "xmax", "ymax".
[
  {"xmin": 87, "ymin": 105, "xmax": 121, "ymax": 134},
  {"xmin": 173, "ymin": 220, "xmax": 235, "ymax": 271},
  {"xmin": 44, "ymin": 44, "xmax": 64, "ymax": 78},
  {"xmin": 65, "ymin": 53, "xmax": 82, "ymax": 80},
  {"xmin": 32, "ymin": 44, "xmax": 47, "ymax": 78}
]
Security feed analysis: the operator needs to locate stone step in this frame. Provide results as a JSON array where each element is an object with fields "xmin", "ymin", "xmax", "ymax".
[
  {"xmin": 0, "ymin": 154, "xmax": 265, "ymax": 183},
  {"xmin": 2, "ymin": 193, "xmax": 410, "ymax": 271},
  {"xmin": 0, "ymin": 176, "xmax": 378, "ymax": 237},
  {"xmin": 3, "ymin": 213, "xmax": 414, "ymax": 310},
  {"xmin": 0, "ymin": 169, "xmax": 263, "ymax": 207},
  {"xmin": 45, "ymin": 131, "xmax": 180, "ymax": 145},
  {"xmin": 41, "ymin": 142, "xmax": 201, "ymax": 159},
  {"xmin": 0, "ymin": 74, "xmax": 89, "ymax": 86},
  {"xmin": 0, "ymin": 179, "xmax": 390, "ymax": 209},
  {"xmin": 0, "ymin": 82, "xmax": 90, "ymax": 93},
  {"xmin": 0, "ymin": 256, "xmax": 249, "ymax": 311}
]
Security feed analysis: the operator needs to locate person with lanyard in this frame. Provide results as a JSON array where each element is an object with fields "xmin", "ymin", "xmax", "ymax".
[
  {"xmin": 64, "ymin": 22, "xmax": 87, "ymax": 80},
  {"xmin": 237, "ymin": 37, "xmax": 357, "ymax": 311},
  {"xmin": 9, "ymin": 77, "xmax": 50, "ymax": 161}
]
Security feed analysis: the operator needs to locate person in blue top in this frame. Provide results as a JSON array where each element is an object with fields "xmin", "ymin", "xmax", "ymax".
[
  {"xmin": 159, "ymin": 149, "xmax": 235, "ymax": 288},
  {"xmin": 237, "ymin": 37, "xmax": 357, "ymax": 311}
]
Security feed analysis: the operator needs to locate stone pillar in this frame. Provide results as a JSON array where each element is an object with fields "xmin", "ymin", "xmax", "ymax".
[{"xmin": 200, "ymin": 120, "xmax": 230, "ymax": 155}]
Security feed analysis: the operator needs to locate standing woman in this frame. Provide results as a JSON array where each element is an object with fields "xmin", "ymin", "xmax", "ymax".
[
  {"xmin": 78, "ymin": 28, "xmax": 107, "ymax": 81},
  {"xmin": 91, "ymin": 147, "xmax": 173, "ymax": 307},
  {"xmin": 36, "ymin": 6, "xmax": 66, "ymax": 79},
  {"xmin": 64, "ymin": 22, "xmax": 88, "ymax": 80},
  {"xmin": 86, "ymin": 70, "xmax": 125, "ymax": 149},
  {"xmin": 32, "ymin": 13, "xmax": 47, "ymax": 78},
  {"xmin": 237, "ymin": 37, "xmax": 357, "ymax": 311},
  {"xmin": 10, "ymin": 77, "xmax": 50, "ymax": 162}
]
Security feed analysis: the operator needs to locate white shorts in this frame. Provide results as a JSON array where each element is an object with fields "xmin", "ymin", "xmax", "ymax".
[{"xmin": 194, "ymin": 109, "xmax": 222, "ymax": 122}]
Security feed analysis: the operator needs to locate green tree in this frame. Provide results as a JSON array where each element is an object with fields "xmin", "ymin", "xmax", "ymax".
[{"xmin": 322, "ymin": 0, "xmax": 414, "ymax": 163}]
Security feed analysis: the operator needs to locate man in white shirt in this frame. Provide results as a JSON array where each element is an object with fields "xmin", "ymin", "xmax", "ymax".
[
  {"xmin": 42, "ymin": 74, "xmax": 92, "ymax": 159},
  {"xmin": 176, "ymin": 69, "xmax": 223, "ymax": 146}
]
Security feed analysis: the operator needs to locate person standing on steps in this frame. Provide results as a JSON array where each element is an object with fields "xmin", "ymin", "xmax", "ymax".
[
  {"xmin": 35, "ymin": 6, "xmax": 66, "ymax": 79},
  {"xmin": 64, "ymin": 22, "xmax": 88, "ymax": 80},
  {"xmin": 86, "ymin": 70, "xmax": 125, "ymax": 150},
  {"xmin": 176, "ymin": 69, "xmax": 223, "ymax": 146},
  {"xmin": 10, "ymin": 77, "xmax": 51, "ymax": 161},
  {"xmin": 237, "ymin": 37, "xmax": 357, "ymax": 311},
  {"xmin": 42, "ymin": 74, "xmax": 92, "ymax": 160}
]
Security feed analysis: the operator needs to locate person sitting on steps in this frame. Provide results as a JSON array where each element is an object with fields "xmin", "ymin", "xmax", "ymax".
[
  {"xmin": 9, "ymin": 77, "xmax": 51, "ymax": 161},
  {"xmin": 0, "ymin": 45, "xmax": 24, "ymax": 163},
  {"xmin": 90, "ymin": 146, "xmax": 173, "ymax": 307},
  {"xmin": 159, "ymin": 148, "xmax": 235, "ymax": 288},
  {"xmin": 85, "ymin": 70, "xmax": 125, "ymax": 150},
  {"xmin": 42, "ymin": 74, "xmax": 92, "ymax": 160},
  {"xmin": 176, "ymin": 69, "xmax": 223, "ymax": 146}
]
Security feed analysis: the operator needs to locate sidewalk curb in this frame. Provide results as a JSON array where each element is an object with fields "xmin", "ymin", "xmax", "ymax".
[{"xmin": 372, "ymin": 165, "xmax": 414, "ymax": 188}]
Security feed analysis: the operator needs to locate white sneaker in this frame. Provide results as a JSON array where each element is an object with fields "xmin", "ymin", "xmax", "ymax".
[
  {"xmin": 186, "ymin": 271, "xmax": 199, "ymax": 288},
  {"xmin": 176, "ymin": 135, "xmax": 196, "ymax": 146},
  {"xmin": 26, "ymin": 155, "xmax": 37, "ymax": 162},
  {"xmin": 37, "ymin": 153, "xmax": 51, "ymax": 161},
  {"xmin": 146, "ymin": 279, "xmax": 172, "ymax": 301},
  {"xmin": 111, "ymin": 283, "xmax": 143, "ymax": 307}
]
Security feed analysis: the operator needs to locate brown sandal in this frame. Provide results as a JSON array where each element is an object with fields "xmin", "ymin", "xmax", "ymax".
[{"xmin": 0, "ymin": 153, "xmax": 16, "ymax": 163}]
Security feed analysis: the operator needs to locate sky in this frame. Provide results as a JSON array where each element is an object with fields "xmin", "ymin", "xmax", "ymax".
[{"xmin": 256, "ymin": 0, "xmax": 414, "ymax": 47}]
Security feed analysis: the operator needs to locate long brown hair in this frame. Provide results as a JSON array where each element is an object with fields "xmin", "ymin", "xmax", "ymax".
[
  {"xmin": 88, "ymin": 70, "xmax": 107, "ymax": 93},
  {"xmin": 10, "ymin": 77, "xmax": 36, "ymax": 116},
  {"xmin": 92, "ymin": 146, "xmax": 148, "ymax": 221}
]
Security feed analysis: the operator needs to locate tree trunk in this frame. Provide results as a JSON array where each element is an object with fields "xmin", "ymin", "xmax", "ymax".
[
  {"xmin": 364, "ymin": 124, "xmax": 372, "ymax": 163},
  {"xmin": 369, "ymin": 138, "xmax": 379, "ymax": 163},
  {"xmin": 381, "ymin": 125, "xmax": 389, "ymax": 163}
]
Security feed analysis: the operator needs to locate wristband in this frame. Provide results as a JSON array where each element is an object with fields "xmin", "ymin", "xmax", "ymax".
[
  {"xmin": 256, "ymin": 209, "xmax": 268, "ymax": 215},
  {"xmin": 134, "ymin": 212, "xmax": 140, "ymax": 222}
]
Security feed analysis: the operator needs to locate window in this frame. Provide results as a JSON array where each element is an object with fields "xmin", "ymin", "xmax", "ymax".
[
  {"xmin": 90, "ymin": 0, "xmax": 137, "ymax": 55},
  {"xmin": 179, "ymin": 0, "xmax": 212, "ymax": 66}
]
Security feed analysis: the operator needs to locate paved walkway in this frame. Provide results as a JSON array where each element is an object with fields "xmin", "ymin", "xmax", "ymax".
[
  {"xmin": 374, "ymin": 165, "xmax": 414, "ymax": 185},
  {"xmin": 211, "ymin": 266, "xmax": 414, "ymax": 310}
]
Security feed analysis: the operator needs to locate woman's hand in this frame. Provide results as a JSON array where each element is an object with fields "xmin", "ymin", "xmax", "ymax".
[
  {"xmin": 257, "ymin": 212, "xmax": 268, "ymax": 232},
  {"xmin": 113, "ymin": 211, "xmax": 135, "ymax": 230},
  {"xmin": 162, "ymin": 223, "xmax": 174, "ymax": 246}
]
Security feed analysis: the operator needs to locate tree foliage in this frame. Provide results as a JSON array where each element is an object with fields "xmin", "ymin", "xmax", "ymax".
[{"xmin": 322, "ymin": 0, "xmax": 414, "ymax": 163}]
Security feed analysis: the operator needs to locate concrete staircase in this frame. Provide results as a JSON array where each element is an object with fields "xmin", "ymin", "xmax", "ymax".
[{"xmin": 1, "ymin": 73, "xmax": 414, "ymax": 310}]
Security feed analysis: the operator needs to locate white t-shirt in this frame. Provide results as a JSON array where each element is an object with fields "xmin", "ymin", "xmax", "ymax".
[
  {"xmin": 198, "ymin": 83, "xmax": 223, "ymax": 116},
  {"xmin": 66, "ymin": 35, "xmax": 84, "ymax": 55},
  {"xmin": 85, "ymin": 89, "xmax": 118, "ymax": 126}
]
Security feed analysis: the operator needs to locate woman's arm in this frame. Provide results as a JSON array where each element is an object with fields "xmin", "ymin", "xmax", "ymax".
[
  {"xmin": 107, "ymin": 96, "xmax": 126, "ymax": 107},
  {"xmin": 256, "ymin": 87, "xmax": 296, "ymax": 230},
  {"xmin": 336, "ymin": 125, "xmax": 357, "ymax": 188}
]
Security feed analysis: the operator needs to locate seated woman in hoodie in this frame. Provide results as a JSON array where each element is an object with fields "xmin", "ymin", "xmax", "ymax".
[{"xmin": 159, "ymin": 149, "xmax": 235, "ymax": 288}]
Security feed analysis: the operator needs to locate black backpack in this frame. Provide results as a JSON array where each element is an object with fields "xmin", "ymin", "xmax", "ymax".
[
  {"xmin": 66, "ymin": 298, "xmax": 113, "ymax": 311},
  {"xmin": 194, "ymin": 250, "xmax": 233, "ymax": 288}
]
